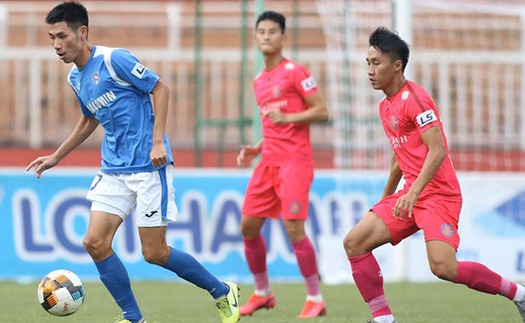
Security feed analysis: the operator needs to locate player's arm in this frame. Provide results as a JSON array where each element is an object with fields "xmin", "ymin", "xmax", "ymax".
[
  {"xmin": 26, "ymin": 115, "xmax": 99, "ymax": 178},
  {"xmin": 237, "ymin": 139, "xmax": 263, "ymax": 168},
  {"xmin": 393, "ymin": 126, "xmax": 447, "ymax": 218},
  {"xmin": 149, "ymin": 79, "xmax": 170, "ymax": 168},
  {"xmin": 382, "ymin": 153, "xmax": 403, "ymax": 198},
  {"xmin": 265, "ymin": 91, "xmax": 329, "ymax": 124}
]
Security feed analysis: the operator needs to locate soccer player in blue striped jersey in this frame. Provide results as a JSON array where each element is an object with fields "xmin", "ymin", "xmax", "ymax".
[{"xmin": 26, "ymin": 2, "xmax": 240, "ymax": 323}]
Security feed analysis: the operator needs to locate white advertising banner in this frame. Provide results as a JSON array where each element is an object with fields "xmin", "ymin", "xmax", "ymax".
[{"xmin": 1, "ymin": 169, "xmax": 524, "ymax": 283}]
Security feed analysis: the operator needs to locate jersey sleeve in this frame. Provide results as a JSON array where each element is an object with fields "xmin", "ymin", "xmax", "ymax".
[
  {"xmin": 109, "ymin": 49, "xmax": 160, "ymax": 94},
  {"xmin": 67, "ymin": 67, "xmax": 92, "ymax": 117},
  {"xmin": 406, "ymin": 88, "xmax": 441, "ymax": 135},
  {"xmin": 78, "ymin": 97, "xmax": 92, "ymax": 117},
  {"xmin": 292, "ymin": 64, "xmax": 318, "ymax": 98}
]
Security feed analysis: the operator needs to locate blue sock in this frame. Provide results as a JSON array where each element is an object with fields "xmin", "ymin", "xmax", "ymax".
[
  {"xmin": 163, "ymin": 247, "xmax": 228, "ymax": 298},
  {"xmin": 96, "ymin": 253, "xmax": 142, "ymax": 322}
]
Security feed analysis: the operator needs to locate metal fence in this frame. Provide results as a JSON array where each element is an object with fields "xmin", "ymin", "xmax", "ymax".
[{"xmin": 2, "ymin": 1, "xmax": 525, "ymax": 171}]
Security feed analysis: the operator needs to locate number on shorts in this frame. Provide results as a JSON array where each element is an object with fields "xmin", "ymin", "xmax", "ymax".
[{"xmin": 89, "ymin": 173, "xmax": 103, "ymax": 191}]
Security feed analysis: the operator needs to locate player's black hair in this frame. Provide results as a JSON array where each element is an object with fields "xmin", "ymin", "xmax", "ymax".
[
  {"xmin": 45, "ymin": 1, "xmax": 89, "ymax": 32},
  {"xmin": 256, "ymin": 11, "xmax": 286, "ymax": 33},
  {"xmin": 369, "ymin": 27, "xmax": 410, "ymax": 72}
]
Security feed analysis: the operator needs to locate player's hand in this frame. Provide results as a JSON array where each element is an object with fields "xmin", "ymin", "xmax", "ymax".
[
  {"xmin": 392, "ymin": 191, "xmax": 418, "ymax": 219},
  {"xmin": 237, "ymin": 145, "xmax": 261, "ymax": 168},
  {"xmin": 264, "ymin": 109, "xmax": 289, "ymax": 124},
  {"xmin": 150, "ymin": 142, "xmax": 168, "ymax": 168},
  {"xmin": 26, "ymin": 155, "xmax": 59, "ymax": 179}
]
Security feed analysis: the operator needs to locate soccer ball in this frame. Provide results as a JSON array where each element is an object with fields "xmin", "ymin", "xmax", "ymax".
[{"xmin": 37, "ymin": 269, "xmax": 85, "ymax": 316}]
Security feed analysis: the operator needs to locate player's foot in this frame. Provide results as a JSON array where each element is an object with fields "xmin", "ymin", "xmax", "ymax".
[
  {"xmin": 298, "ymin": 300, "xmax": 326, "ymax": 318},
  {"xmin": 113, "ymin": 315, "xmax": 146, "ymax": 323},
  {"xmin": 516, "ymin": 296, "xmax": 525, "ymax": 323},
  {"xmin": 215, "ymin": 281, "xmax": 240, "ymax": 323},
  {"xmin": 239, "ymin": 292, "xmax": 276, "ymax": 316}
]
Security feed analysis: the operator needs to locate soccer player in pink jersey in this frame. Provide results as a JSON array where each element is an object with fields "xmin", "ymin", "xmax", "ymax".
[
  {"xmin": 236, "ymin": 11, "xmax": 329, "ymax": 319},
  {"xmin": 343, "ymin": 26, "xmax": 525, "ymax": 323}
]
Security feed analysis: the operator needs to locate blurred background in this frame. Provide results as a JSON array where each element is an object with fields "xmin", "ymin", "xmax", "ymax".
[
  {"xmin": 1, "ymin": 0, "xmax": 525, "ymax": 284},
  {"xmin": 2, "ymin": 0, "xmax": 525, "ymax": 170}
]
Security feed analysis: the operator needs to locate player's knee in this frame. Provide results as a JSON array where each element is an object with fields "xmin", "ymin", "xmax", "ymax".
[
  {"xmin": 240, "ymin": 223, "xmax": 259, "ymax": 238},
  {"xmin": 142, "ymin": 247, "xmax": 169, "ymax": 266},
  {"xmin": 343, "ymin": 233, "xmax": 357, "ymax": 256},
  {"xmin": 83, "ymin": 236, "xmax": 110, "ymax": 259},
  {"xmin": 430, "ymin": 261, "xmax": 456, "ymax": 281}
]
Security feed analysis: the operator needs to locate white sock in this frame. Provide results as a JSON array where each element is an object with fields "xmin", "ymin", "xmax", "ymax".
[
  {"xmin": 373, "ymin": 314, "xmax": 396, "ymax": 323},
  {"xmin": 514, "ymin": 284, "xmax": 525, "ymax": 302},
  {"xmin": 255, "ymin": 289, "xmax": 270, "ymax": 297},
  {"xmin": 306, "ymin": 294, "xmax": 323, "ymax": 303}
]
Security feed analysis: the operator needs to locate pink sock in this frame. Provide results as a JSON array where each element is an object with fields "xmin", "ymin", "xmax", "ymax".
[
  {"xmin": 244, "ymin": 236, "xmax": 269, "ymax": 291},
  {"xmin": 455, "ymin": 261, "xmax": 517, "ymax": 300},
  {"xmin": 349, "ymin": 252, "xmax": 392, "ymax": 317},
  {"xmin": 292, "ymin": 237, "xmax": 320, "ymax": 296}
]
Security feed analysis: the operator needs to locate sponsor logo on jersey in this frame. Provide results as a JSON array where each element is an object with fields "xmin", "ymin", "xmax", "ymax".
[
  {"xmin": 441, "ymin": 223, "xmax": 454, "ymax": 237},
  {"xmin": 301, "ymin": 76, "xmax": 316, "ymax": 92},
  {"xmin": 416, "ymin": 109, "xmax": 438, "ymax": 127},
  {"xmin": 86, "ymin": 91, "xmax": 117, "ymax": 114},
  {"xmin": 261, "ymin": 99, "xmax": 287, "ymax": 114},
  {"xmin": 131, "ymin": 63, "xmax": 147, "ymax": 79},
  {"xmin": 389, "ymin": 135, "xmax": 408, "ymax": 149}
]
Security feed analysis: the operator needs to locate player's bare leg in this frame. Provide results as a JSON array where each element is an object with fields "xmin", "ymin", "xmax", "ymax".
[
  {"xmin": 426, "ymin": 240, "xmax": 525, "ymax": 322},
  {"xmin": 84, "ymin": 211, "xmax": 145, "ymax": 323},
  {"xmin": 239, "ymin": 216, "xmax": 275, "ymax": 316},
  {"xmin": 344, "ymin": 212, "xmax": 396, "ymax": 323},
  {"xmin": 283, "ymin": 219, "xmax": 326, "ymax": 318},
  {"xmin": 139, "ymin": 226, "xmax": 239, "ymax": 322}
]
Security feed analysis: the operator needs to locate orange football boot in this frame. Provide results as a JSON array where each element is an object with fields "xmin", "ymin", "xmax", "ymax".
[
  {"xmin": 239, "ymin": 292, "xmax": 276, "ymax": 316},
  {"xmin": 298, "ymin": 300, "xmax": 326, "ymax": 318}
]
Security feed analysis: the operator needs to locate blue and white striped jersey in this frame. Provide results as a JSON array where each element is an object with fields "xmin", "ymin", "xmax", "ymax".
[{"xmin": 67, "ymin": 45, "xmax": 173, "ymax": 173}]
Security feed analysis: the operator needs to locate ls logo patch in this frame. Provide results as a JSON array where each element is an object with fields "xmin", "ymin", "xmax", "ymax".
[
  {"xmin": 416, "ymin": 109, "xmax": 438, "ymax": 127},
  {"xmin": 301, "ymin": 76, "xmax": 316, "ymax": 92},
  {"xmin": 132, "ymin": 63, "xmax": 147, "ymax": 79}
]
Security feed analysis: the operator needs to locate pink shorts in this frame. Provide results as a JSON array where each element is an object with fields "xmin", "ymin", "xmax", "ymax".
[
  {"xmin": 242, "ymin": 163, "xmax": 313, "ymax": 220},
  {"xmin": 372, "ymin": 192, "xmax": 462, "ymax": 250}
]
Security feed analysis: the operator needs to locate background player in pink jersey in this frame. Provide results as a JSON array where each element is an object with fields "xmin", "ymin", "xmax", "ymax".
[
  {"xmin": 343, "ymin": 26, "xmax": 525, "ymax": 323},
  {"xmin": 236, "ymin": 10, "xmax": 329, "ymax": 319}
]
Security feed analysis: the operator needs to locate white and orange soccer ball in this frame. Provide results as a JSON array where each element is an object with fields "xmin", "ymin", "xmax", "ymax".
[{"xmin": 37, "ymin": 269, "xmax": 85, "ymax": 316}]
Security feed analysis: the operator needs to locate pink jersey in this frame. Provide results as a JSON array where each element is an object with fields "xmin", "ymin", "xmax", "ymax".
[
  {"xmin": 253, "ymin": 58, "xmax": 317, "ymax": 166},
  {"xmin": 379, "ymin": 81, "xmax": 462, "ymax": 202}
]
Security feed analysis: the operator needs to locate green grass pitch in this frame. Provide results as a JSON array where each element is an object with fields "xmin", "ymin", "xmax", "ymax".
[{"xmin": 1, "ymin": 281, "xmax": 520, "ymax": 322}]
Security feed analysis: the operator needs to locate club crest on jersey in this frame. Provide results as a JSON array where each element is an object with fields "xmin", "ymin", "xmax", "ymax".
[
  {"xmin": 272, "ymin": 85, "xmax": 282, "ymax": 98},
  {"xmin": 417, "ymin": 110, "xmax": 438, "ymax": 127},
  {"xmin": 131, "ymin": 62, "xmax": 147, "ymax": 79},
  {"xmin": 92, "ymin": 72, "xmax": 99, "ymax": 85},
  {"xmin": 390, "ymin": 115, "xmax": 399, "ymax": 130},
  {"xmin": 289, "ymin": 201, "xmax": 301, "ymax": 214},
  {"xmin": 441, "ymin": 223, "xmax": 454, "ymax": 237}
]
